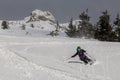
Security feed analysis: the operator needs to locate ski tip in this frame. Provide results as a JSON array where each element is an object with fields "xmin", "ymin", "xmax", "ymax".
[{"xmin": 91, "ymin": 61, "xmax": 100, "ymax": 65}]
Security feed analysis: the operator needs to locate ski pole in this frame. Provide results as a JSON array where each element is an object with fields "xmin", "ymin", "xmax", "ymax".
[
  {"xmin": 86, "ymin": 53, "xmax": 96, "ymax": 61},
  {"xmin": 66, "ymin": 57, "xmax": 72, "ymax": 60}
]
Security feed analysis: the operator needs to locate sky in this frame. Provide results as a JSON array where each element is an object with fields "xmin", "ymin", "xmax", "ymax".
[{"xmin": 0, "ymin": 0, "xmax": 120, "ymax": 23}]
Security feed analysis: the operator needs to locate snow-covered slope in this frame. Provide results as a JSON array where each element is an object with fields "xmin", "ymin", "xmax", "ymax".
[
  {"xmin": 0, "ymin": 35, "xmax": 119, "ymax": 80},
  {"xmin": 60, "ymin": 20, "xmax": 82, "ymax": 29},
  {"xmin": 0, "ymin": 9, "xmax": 84, "ymax": 38},
  {"xmin": 0, "ymin": 9, "xmax": 66, "ymax": 37},
  {"xmin": 0, "ymin": 9, "xmax": 120, "ymax": 80}
]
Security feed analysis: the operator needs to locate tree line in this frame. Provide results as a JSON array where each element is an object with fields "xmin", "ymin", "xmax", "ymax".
[
  {"xmin": 1, "ymin": 9, "xmax": 120, "ymax": 42},
  {"xmin": 65, "ymin": 9, "xmax": 120, "ymax": 42}
]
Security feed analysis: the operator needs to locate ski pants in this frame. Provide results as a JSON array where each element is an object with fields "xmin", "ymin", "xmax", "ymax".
[{"xmin": 80, "ymin": 56, "xmax": 91, "ymax": 64}]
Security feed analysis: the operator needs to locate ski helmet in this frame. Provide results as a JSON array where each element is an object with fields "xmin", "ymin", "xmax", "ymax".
[{"xmin": 77, "ymin": 46, "xmax": 81, "ymax": 51}]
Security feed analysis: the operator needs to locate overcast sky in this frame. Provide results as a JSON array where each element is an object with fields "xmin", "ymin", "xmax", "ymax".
[{"xmin": 0, "ymin": 0, "xmax": 120, "ymax": 23}]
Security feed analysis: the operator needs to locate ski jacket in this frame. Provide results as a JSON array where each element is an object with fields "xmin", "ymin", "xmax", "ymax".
[{"xmin": 71, "ymin": 49, "xmax": 86, "ymax": 60}]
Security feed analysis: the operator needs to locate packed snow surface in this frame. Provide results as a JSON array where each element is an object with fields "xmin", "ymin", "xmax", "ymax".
[
  {"xmin": 0, "ymin": 31, "xmax": 119, "ymax": 80},
  {"xmin": 0, "ymin": 9, "xmax": 120, "ymax": 80}
]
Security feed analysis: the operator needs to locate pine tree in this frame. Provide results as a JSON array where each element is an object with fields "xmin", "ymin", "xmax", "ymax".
[
  {"xmin": 79, "ymin": 9, "xmax": 90, "ymax": 22},
  {"xmin": 48, "ymin": 21, "xmax": 60, "ymax": 37},
  {"xmin": 95, "ymin": 10, "xmax": 112, "ymax": 41},
  {"xmin": 31, "ymin": 24, "xmax": 34, "ymax": 28},
  {"xmin": 114, "ymin": 13, "xmax": 120, "ymax": 41},
  {"xmin": 21, "ymin": 24, "xmax": 26, "ymax": 30},
  {"xmin": 55, "ymin": 20, "xmax": 60, "ymax": 32},
  {"xmin": 1, "ymin": 21, "xmax": 9, "ymax": 29},
  {"xmin": 65, "ymin": 18, "xmax": 77, "ymax": 37},
  {"xmin": 78, "ymin": 9, "xmax": 94, "ymax": 38}
]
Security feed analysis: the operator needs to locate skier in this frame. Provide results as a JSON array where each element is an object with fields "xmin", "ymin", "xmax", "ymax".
[{"xmin": 71, "ymin": 46, "xmax": 92, "ymax": 65}]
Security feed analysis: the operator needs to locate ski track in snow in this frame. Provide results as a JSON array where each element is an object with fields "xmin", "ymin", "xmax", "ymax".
[
  {"xmin": 0, "ymin": 47, "xmax": 106, "ymax": 80},
  {"xmin": 0, "ymin": 47, "xmax": 79, "ymax": 80},
  {"xmin": 0, "ymin": 36, "xmax": 117, "ymax": 80},
  {"xmin": 9, "ymin": 48, "xmax": 106, "ymax": 80},
  {"xmin": 0, "ymin": 47, "xmax": 103, "ymax": 80}
]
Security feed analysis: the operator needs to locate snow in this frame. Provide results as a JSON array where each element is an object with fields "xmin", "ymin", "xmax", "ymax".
[
  {"xmin": 0, "ymin": 33, "xmax": 119, "ymax": 80},
  {"xmin": 32, "ymin": 9, "xmax": 55, "ymax": 21},
  {"xmin": 60, "ymin": 20, "xmax": 82, "ymax": 29},
  {"xmin": 24, "ymin": 9, "xmax": 55, "ymax": 23},
  {"xmin": 0, "ymin": 9, "xmax": 57, "ymax": 33},
  {"xmin": 0, "ymin": 9, "xmax": 120, "ymax": 80}
]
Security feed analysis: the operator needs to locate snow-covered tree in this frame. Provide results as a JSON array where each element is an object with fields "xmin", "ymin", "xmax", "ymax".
[
  {"xmin": 65, "ymin": 18, "xmax": 77, "ymax": 37},
  {"xmin": 78, "ymin": 9, "xmax": 95, "ymax": 38},
  {"xmin": 21, "ymin": 24, "xmax": 26, "ymax": 30},
  {"xmin": 49, "ymin": 21, "xmax": 60, "ymax": 37}
]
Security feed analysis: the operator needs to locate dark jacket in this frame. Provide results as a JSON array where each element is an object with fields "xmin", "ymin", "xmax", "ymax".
[{"xmin": 71, "ymin": 49, "xmax": 86, "ymax": 60}]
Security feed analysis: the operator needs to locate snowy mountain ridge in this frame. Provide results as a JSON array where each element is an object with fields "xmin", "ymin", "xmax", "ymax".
[
  {"xmin": 0, "ymin": 9, "xmax": 81, "ymax": 37},
  {"xmin": 0, "ymin": 9, "xmax": 56, "ymax": 30},
  {"xmin": 25, "ymin": 9, "xmax": 55, "ymax": 23},
  {"xmin": 61, "ymin": 19, "xmax": 82, "ymax": 29},
  {"xmin": 0, "ymin": 9, "xmax": 63, "ymax": 37}
]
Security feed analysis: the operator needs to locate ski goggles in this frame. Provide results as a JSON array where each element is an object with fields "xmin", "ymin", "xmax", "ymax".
[{"xmin": 77, "ymin": 48, "xmax": 81, "ymax": 51}]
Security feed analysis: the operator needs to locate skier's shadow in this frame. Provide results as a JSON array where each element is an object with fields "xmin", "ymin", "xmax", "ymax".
[{"xmin": 68, "ymin": 61, "xmax": 83, "ymax": 64}]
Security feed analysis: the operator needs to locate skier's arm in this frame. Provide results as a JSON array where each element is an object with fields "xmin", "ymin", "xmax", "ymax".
[
  {"xmin": 83, "ymin": 50, "xmax": 87, "ymax": 55},
  {"xmin": 71, "ymin": 52, "xmax": 78, "ymax": 58},
  {"xmin": 83, "ymin": 50, "xmax": 89, "ymax": 57},
  {"xmin": 84, "ymin": 52, "xmax": 92, "ymax": 59}
]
